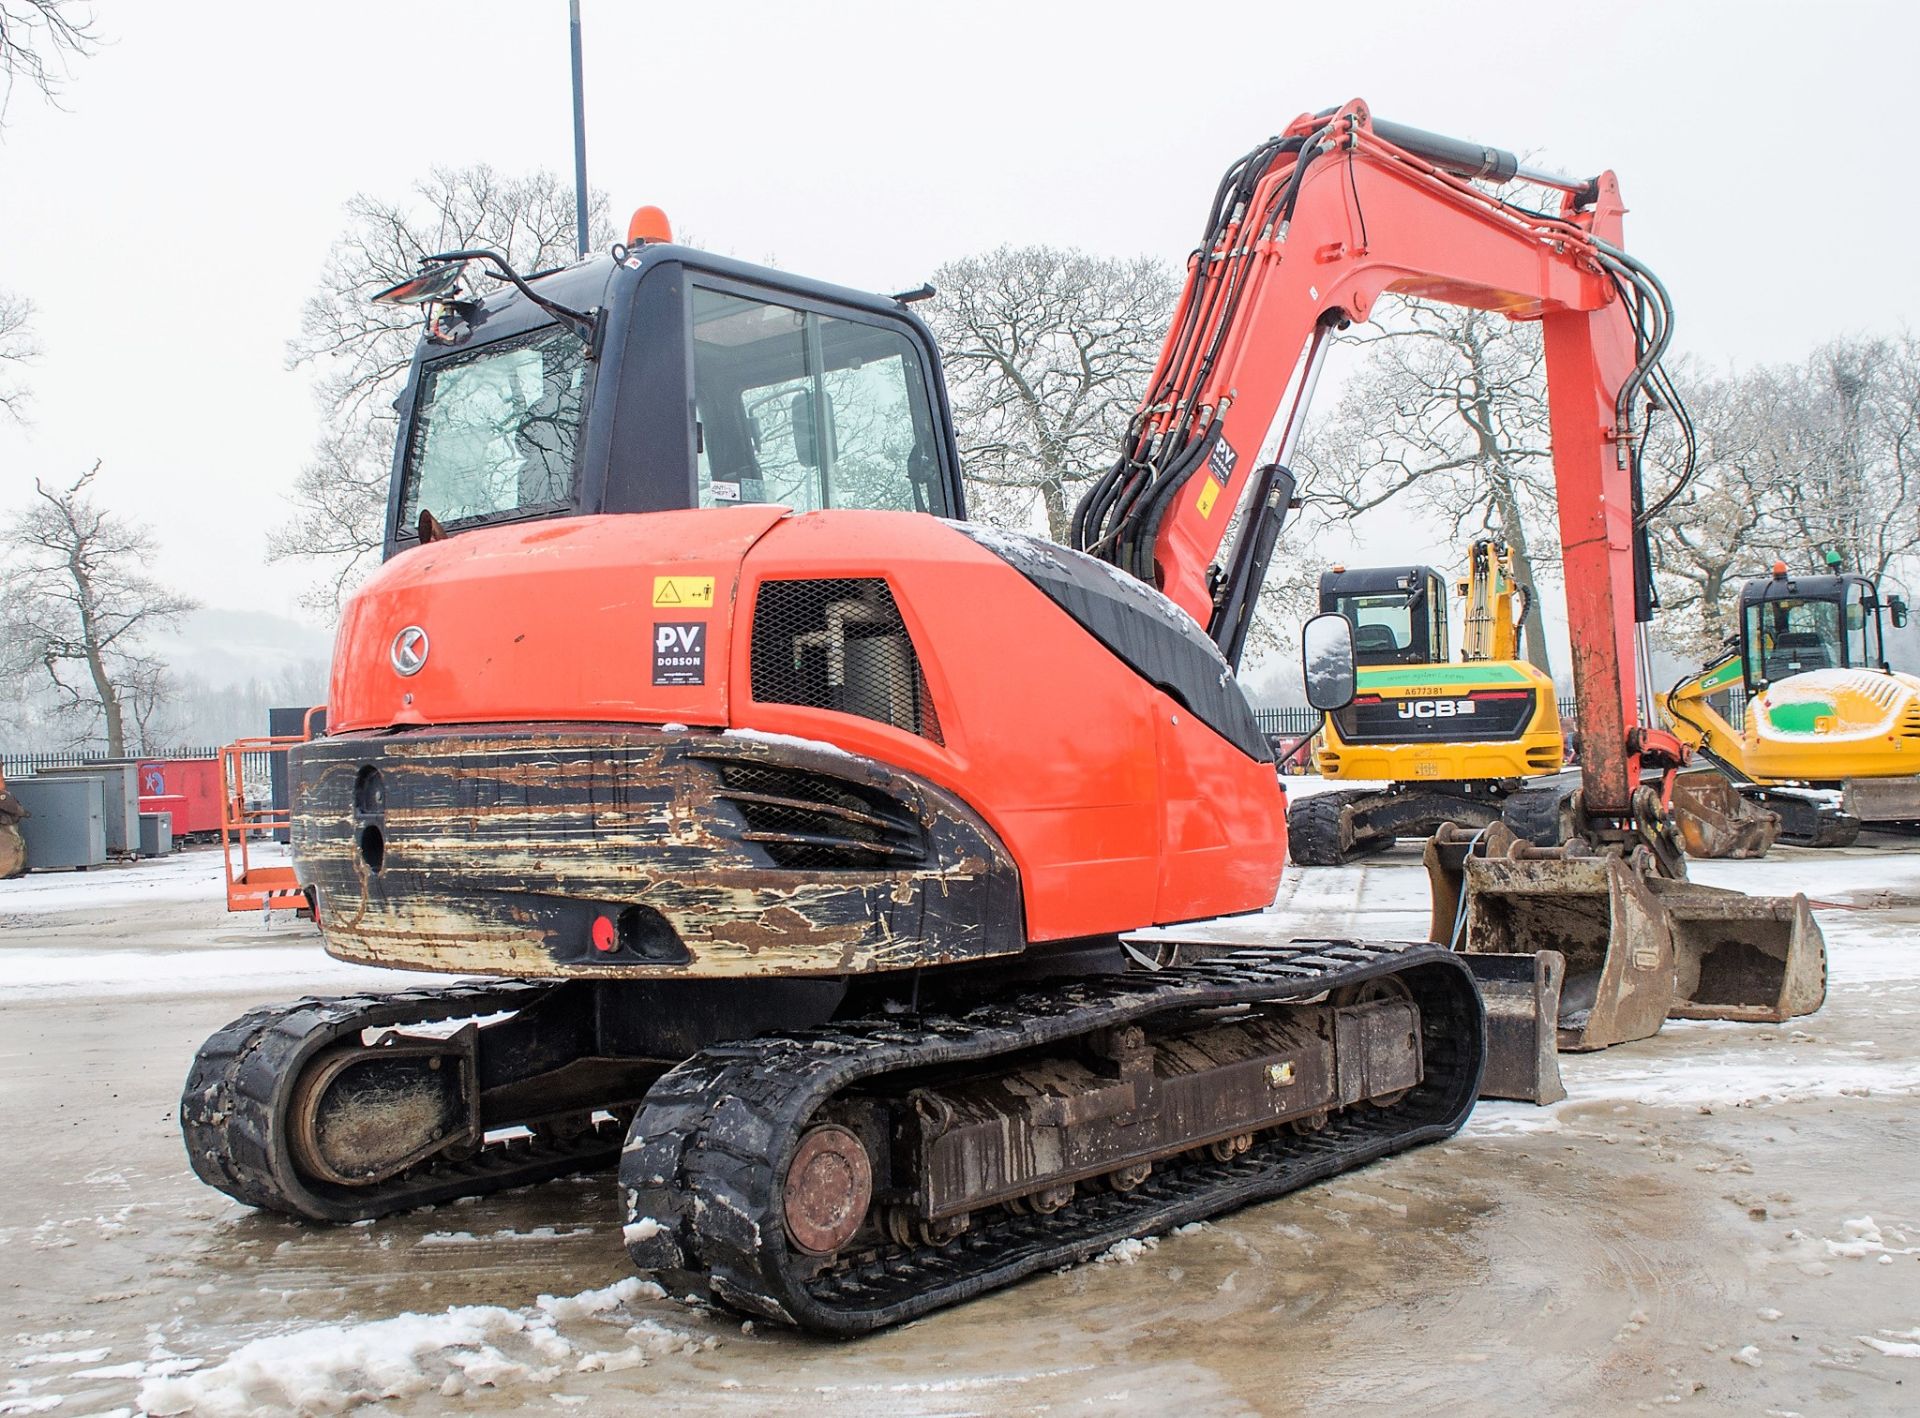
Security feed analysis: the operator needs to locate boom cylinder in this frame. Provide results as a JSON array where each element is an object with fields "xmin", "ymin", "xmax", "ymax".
[{"xmin": 1369, "ymin": 117, "xmax": 1519, "ymax": 183}]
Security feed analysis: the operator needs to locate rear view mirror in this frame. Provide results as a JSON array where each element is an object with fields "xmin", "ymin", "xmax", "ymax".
[
  {"xmin": 1892, "ymin": 595, "xmax": 1910, "ymax": 629},
  {"xmin": 1301, "ymin": 612, "xmax": 1357, "ymax": 712},
  {"xmin": 790, "ymin": 389, "xmax": 836, "ymax": 470}
]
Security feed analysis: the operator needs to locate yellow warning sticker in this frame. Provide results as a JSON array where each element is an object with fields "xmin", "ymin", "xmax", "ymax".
[
  {"xmin": 1195, "ymin": 477, "xmax": 1222, "ymax": 519},
  {"xmin": 652, "ymin": 575, "xmax": 716, "ymax": 608}
]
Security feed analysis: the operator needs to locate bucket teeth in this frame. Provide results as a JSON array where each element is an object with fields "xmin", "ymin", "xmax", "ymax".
[{"xmin": 1424, "ymin": 822, "xmax": 1828, "ymax": 1099}]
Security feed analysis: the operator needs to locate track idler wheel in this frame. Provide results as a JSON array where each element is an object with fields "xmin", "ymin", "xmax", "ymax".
[
  {"xmin": 782, "ymin": 1124, "xmax": 875, "ymax": 1257},
  {"xmin": 286, "ymin": 1033, "xmax": 478, "ymax": 1188},
  {"xmin": 1006, "ymin": 1183, "xmax": 1075, "ymax": 1215},
  {"xmin": 886, "ymin": 1209, "xmax": 970, "ymax": 1247}
]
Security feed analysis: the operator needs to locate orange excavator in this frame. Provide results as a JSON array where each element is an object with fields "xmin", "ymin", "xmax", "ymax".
[{"xmin": 181, "ymin": 101, "xmax": 1817, "ymax": 1333}]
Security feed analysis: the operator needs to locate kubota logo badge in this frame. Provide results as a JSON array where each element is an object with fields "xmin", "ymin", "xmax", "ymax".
[{"xmin": 390, "ymin": 625, "xmax": 430, "ymax": 677}]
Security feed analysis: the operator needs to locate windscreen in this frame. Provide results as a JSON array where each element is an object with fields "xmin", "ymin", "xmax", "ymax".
[
  {"xmin": 399, "ymin": 325, "xmax": 589, "ymax": 529},
  {"xmin": 1745, "ymin": 595, "xmax": 1845, "ymax": 682},
  {"xmin": 1331, "ymin": 592, "xmax": 1419, "ymax": 664},
  {"xmin": 690, "ymin": 286, "xmax": 947, "ymax": 515}
]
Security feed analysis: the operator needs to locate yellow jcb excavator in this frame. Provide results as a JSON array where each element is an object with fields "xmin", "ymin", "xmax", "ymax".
[
  {"xmin": 1665, "ymin": 560, "xmax": 1919, "ymax": 846},
  {"xmin": 1291, "ymin": 540, "xmax": 1781, "ymax": 864},
  {"xmin": 1288, "ymin": 541, "xmax": 1565, "ymax": 864}
]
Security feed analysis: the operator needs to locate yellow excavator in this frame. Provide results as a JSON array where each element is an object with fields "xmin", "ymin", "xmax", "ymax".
[
  {"xmin": 1665, "ymin": 559, "xmax": 1919, "ymax": 846},
  {"xmin": 1288, "ymin": 540, "xmax": 1564, "ymax": 864}
]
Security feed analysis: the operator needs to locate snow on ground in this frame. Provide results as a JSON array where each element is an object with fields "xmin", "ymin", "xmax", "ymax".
[
  {"xmin": 0, "ymin": 845, "xmax": 249, "ymax": 916},
  {"xmin": 0, "ymin": 845, "xmax": 444, "ymax": 1001},
  {"xmin": 134, "ymin": 1277, "xmax": 700, "ymax": 1418},
  {"xmin": 0, "ymin": 942, "xmax": 433, "ymax": 1002}
]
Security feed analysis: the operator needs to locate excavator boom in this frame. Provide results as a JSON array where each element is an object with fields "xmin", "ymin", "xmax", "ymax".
[{"xmin": 1074, "ymin": 100, "xmax": 1650, "ymax": 831}]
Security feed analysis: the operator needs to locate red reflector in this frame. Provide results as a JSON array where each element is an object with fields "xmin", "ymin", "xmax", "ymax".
[
  {"xmin": 1353, "ymin": 694, "xmax": 1382, "ymax": 705},
  {"xmin": 591, "ymin": 915, "xmax": 618, "ymax": 953},
  {"xmin": 1470, "ymin": 691, "xmax": 1531, "ymax": 700}
]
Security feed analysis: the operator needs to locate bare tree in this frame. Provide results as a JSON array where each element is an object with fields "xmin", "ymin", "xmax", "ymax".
[
  {"xmin": 1645, "ymin": 334, "xmax": 1920, "ymax": 660},
  {"xmin": 0, "ymin": 287, "xmax": 35, "ymax": 421},
  {"xmin": 923, "ymin": 246, "xmax": 1179, "ymax": 541},
  {"xmin": 273, "ymin": 165, "xmax": 613, "ymax": 610},
  {"xmin": 1642, "ymin": 381, "xmax": 1768, "ymax": 656},
  {"xmin": 0, "ymin": 0, "xmax": 96, "ymax": 118},
  {"xmin": 1295, "ymin": 299, "xmax": 1559, "ymax": 674},
  {"xmin": 1776, "ymin": 335, "xmax": 1920, "ymax": 587},
  {"xmin": 2, "ymin": 463, "xmax": 197, "ymax": 755}
]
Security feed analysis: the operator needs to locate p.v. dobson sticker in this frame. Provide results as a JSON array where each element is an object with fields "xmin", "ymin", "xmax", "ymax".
[{"xmin": 653, "ymin": 622, "xmax": 707, "ymax": 686}]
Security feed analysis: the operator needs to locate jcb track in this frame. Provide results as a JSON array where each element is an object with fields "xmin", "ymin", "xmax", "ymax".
[
  {"xmin": 621, "ymin": 940, "xmax": 1481, "ymax": 1334},
  {"xmin": 1286, "ymin": 789, "xmax": 1392, "ymax": 866},
  {"xmin": 181, "ymin": 982, "xmax": 627, "ymax": 1222},
  {"xmin": 1287, "ymin": 787, "xmax": 1508, "ymax": 866}
]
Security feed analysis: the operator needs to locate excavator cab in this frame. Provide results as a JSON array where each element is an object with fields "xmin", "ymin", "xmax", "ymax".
[
  {"xmin": 380, "ymin": 243, "xmax": 966, "ymax": 559},
  {"xmin": 1737, "ymin": 567, "xmax": 1894, "ymax": 692},
  {"xmin": 1318, "ymin": 565, "xmax": 1450, "ymax": 666}
]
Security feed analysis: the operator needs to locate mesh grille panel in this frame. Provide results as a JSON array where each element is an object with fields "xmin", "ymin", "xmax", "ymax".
[{"xmin": 750, "ymin": 579, "xmax": 942, "ymax": 742}]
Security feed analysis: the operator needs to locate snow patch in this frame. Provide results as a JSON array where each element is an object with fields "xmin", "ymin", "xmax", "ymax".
[
  {"xmin": 719, "ymin": 726, "xmax": 854, "ymax": 758},
  {"xmin": 536, "ymin": 1276, "xmax": 665, "ymax": 1322},
  {"xmin": 1857, "ymin": 1330, "xmax": 1920, "ymax": 1359},
  {"xmin": 1095, "ymin": 1236, "xmax": 1160, "ymax": 1265},
  {"xmin": 622, "ymin": 1217, "xmax": 666, "ymax": 1246},
  {"xmin": 137, "ymin": 1278, "xmax": 686, "ymax": 1418}
]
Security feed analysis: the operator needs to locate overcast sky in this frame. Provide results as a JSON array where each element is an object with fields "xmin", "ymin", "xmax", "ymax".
[{"xmin": 2, "ymin": 0, "xmax": 1916, "ymax": 633}]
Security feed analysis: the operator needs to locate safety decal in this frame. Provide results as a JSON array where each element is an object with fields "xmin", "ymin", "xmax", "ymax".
[
  {"xmin": 1208, "ymin": 437, "xmax": 1238, "ymax": 485},
  {"xmin": 652, "ymin": 575, "xmax": 716, "ymax": 608},
  {"xmin": 652, "ymin": 622, "xmax": 707, "ymax": 686},
  {"xmin": 1195, "ymin": 476, "xmax": 1222, "ymax": 519}
]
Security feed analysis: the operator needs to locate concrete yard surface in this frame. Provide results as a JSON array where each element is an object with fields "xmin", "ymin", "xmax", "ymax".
[{"xmin": 2, "ymin": 839, "xmax": 1918, "ymax": 1416}]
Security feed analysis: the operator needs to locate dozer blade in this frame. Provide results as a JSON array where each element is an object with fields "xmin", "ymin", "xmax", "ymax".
[
  {"xmin": 1648, "ymin": 877, "xmax": 1827, "ymax": 1023},
  {"xmin": 1460, "ymin": 950, "xmax": 1568, "ymax": 1104},
  {"xmin": 1669, "ymin": 768, "xmax": 1780, "ymax": 859},
  {"xmin": 1425, "ymin": 826, "xmax": 1676, "ymax": 1054}
]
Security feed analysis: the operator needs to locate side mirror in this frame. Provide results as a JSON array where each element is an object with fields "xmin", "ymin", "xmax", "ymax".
[
  {"xmin": 1892, "ymin": 596, "xmax": 1910, "ymax": 629},
  {"xmin": 1301, "ymin": 612, "xmax": 1357, "ymax": 712},
  {"xmin": 790, "ymin": 389, "xmax": 836, "ymax": 470}
]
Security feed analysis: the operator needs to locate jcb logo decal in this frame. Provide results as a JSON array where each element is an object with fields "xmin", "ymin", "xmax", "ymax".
[{"xmin": 1396, "ymin": 699, "xmax": 1477, "ymax": 719}]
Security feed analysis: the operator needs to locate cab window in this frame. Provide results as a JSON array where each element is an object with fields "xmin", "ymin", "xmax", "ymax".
[
  {"xmin": 1845, "ymin": 581, "xmax": 1882, "ymax": 666},
  {"xmin": 1333, "ymin": 593, "xmax": 1417, "ymax": 663},
  {"xmin": 400, "ymin": 325, "xmax": 588, "ymax": 528},
  {"xmin": 690, "ymin": 286, "xmax": 947, "ymax": 515},
  {"xmin": 1746, "ymin": 596, "xmax": 1845, "ymax": 683}
]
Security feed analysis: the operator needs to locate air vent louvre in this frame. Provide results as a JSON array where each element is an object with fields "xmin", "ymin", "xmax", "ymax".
[{"xmin": 704, "ymin": 758, "xmax": 926, "ymax": 871}]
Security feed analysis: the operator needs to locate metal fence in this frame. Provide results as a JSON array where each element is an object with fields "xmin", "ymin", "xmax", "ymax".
[{"xmin": 1, "ymin": 746, "xmax": 274, "ymax": 783}]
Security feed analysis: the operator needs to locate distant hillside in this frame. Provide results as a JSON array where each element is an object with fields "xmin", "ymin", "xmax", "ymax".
[{"xmin": 149, "ymin": 608, "xmax": 334, "ymax": 689}]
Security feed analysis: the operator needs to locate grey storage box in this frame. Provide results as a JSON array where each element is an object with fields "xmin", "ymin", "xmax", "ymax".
[
  {"xmin": 138, "ymin": 811, "xmax": 173, "ymax": 858},
  {"xmin": 41, "ymin": 762, "xmax": 140, "ymax": 855},
  {"xmin": 10, "ymin": 774, "xmax": 108, "ymax": 870}
]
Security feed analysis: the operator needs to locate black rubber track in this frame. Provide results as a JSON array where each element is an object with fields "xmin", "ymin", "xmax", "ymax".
[
  {"xmin": 1748, "ymin": 789, "xmax": 1861, "ymax": 849},
  {"xmin": 620, "ymin": 940, "xmax": 1483, "ymax": 1334},
  {"xmin": 181, "ymin": 982, "xmax": 626, "ymax": 1222},
  {"xmin": 1287, "ymin": 788, "xmax": 1395, "ymax": 866}
]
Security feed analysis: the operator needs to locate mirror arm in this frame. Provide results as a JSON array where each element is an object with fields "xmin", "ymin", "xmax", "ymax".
[{"xmin": 1273, "ymin": 713, "xmax": 1326, "ymax": 770}]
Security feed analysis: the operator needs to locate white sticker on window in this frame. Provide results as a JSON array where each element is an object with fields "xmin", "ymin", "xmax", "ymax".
[{"xmin": 710, "ymin": 480, "xmax": 741, "ymax": 503}]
